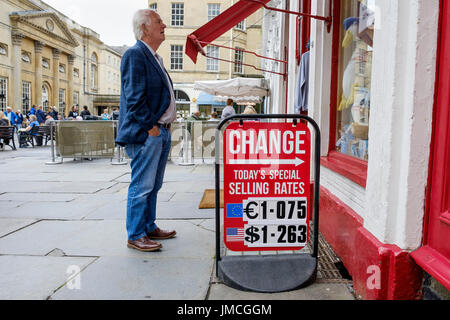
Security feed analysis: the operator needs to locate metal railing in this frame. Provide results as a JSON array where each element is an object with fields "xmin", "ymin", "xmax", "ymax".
[
  {"xmin": 46, "ymin": 120, "xmax": 121, "ymax": 165},
  {"xmin": 45, "ymin": 120, "xmax": 228, "ymax": 165},
  {"xmin": 169, "ymin": 120, "xmax": 222, "ymax": 165}
]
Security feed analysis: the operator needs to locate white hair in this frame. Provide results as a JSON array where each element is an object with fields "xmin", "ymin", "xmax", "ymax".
[{"xmin": 133, "ymin": 9, "xmax": 156, "ymax": 41}]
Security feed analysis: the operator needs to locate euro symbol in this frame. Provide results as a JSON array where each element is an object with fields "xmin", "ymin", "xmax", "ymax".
[{"xmin": 244, "ymin": 201, "xmax": 258, "ymax": 219}]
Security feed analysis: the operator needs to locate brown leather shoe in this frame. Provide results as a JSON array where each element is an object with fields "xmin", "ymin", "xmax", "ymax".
[
  {"xmin": 147, "ymin": 227, "xmax": 177, "ymax": 240},
  {"xmin": 127, "ymin": 236, "xmax": 162, "ymax": 252}
]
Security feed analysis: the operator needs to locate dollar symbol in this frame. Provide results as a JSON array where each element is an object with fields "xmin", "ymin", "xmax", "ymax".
[{"xmin": 245, "ymin": 226, "xmax": 260, "ymax": 244}]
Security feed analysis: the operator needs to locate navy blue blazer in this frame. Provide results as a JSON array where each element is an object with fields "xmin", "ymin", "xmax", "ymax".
[{"xmin": 115, "ymin": 41, "xmax": 173, "ymax": 146}]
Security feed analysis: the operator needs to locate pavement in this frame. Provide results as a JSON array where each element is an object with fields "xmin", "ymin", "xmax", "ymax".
[{"xmin": 0, "ymin": 142, "xmax": 356, "ymax": 300}]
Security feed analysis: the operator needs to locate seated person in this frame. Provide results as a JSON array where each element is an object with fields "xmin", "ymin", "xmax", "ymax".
[
  {"xmin": 0, "ymin": 112, "xmax": 11, "ymax": 150},
  {"xmin": 19, "ymin": 115, "xmax": 39, "ymax": 147}
]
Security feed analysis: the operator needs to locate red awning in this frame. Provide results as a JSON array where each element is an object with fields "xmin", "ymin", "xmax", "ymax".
[{"xmin": 185, "ymin": 0, "xmax": 271, "ymax": 63}]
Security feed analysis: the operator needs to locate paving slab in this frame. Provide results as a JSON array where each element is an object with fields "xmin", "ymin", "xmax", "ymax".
[
  {"xmin": 0, "ymin": 181, "xmax": 117, "ymax": 194},
  {"xmin": 0, "ymin": 220, "xmax": 215, "ymax": 259},
  {"xmin": 207, "ymin": 282, "xmax": 355, "ymax": 300},
  {"xmin": 0, "ymin": 172, "xmax": 123, "ymax": 182},
  {"xmin": 0, "ymin": 201, "xmax": 101, "ymax": 220},
  {"xmin": 0, "ymin": 193, "xmax": 78, "ymax": 202},
  {"xmin": 0, "ymin": 218, "xmax": 37, "ymax": 238},
  {"xmin": 160, "ymin": 180, "xmax": 215, "ymax": 193},
  {"xmin": 169, "ymin": 192, "xmax": 205, "ymax": 203},
  {"xmin": 0, "ymin": 255, "xmax": 96, "ymax": 300},
  {"xmin": 82, "ymin": 200, "xmax": 127, "ymax": 220},
  {"xmin": 0, "ymin": 201, "xmax": 26, "ymax": 212},
  {"xmin": 51, "ymin": 256, "xmax": 213, "ymax": 300},
  {"xmin": 157, "ymin": 200, "xmax": 215, "ymax": 219}
]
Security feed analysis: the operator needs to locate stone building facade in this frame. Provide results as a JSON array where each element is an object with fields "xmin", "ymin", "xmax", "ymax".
[
  {"xmin": 148, "ymin": 0, "xmax": 264, "ymax": 117},
  {"xmin": 0, "ymin": 0, "xmax": 121, "ymax": 117}
]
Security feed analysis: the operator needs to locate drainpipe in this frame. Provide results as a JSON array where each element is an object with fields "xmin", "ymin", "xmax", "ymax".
[
  {"xmin": 83, "ymin": 43, "xmax": 87, "ymax": 95},
  {"xmin": 229, "ymin": 0, "xmax": 234, "ymax": 79}
]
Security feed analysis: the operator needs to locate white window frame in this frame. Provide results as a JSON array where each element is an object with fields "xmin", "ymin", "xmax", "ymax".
[
  {"xmin": 21, "ymin": 52, "xmax": 31, "ymax": 63},
  {"xmin": 206, "ymin": 46, "xmax": 219, "ymax": 72},
  {"xmin": 171, "ymin": 3, "xmax": 184, "ymax": 26},
  {"xmin": 236, "ymin": 19, "xmax": 246, "ymax": 31},
  {"xmin": 42, "ymin": 84, "xmax": 49, "ymax": 108},
  {"xmin": 208, "ymin": 3, "xmax": 220, "ymax": 21},
  {"xmin": 42, "ymin": 58, "xmax": 50, "ymax": 69},
  {"xmin": 59, "ymin": 88, "xmax": 66, "ymax": 115},
  {"xmin": 170, "ymin": 45, "xmax": 183, "ymax": 70},
  {"xmin": 0, "ymin": 77, "xmax": 7, "ymax": 112},
  {"xmin": 0, "ymin": 44, "xmax": 7, "ymax": 56},
  {"xmin": 22, "ymin": 81, "xmax": 31, "ymax": 115},
  {"xmin": 234, "ymin": 47, "xmax": 244, "ymax": 74},
  {"xmin": 73, "ymin": 91, "xmax": 79, "ymax": 106}
]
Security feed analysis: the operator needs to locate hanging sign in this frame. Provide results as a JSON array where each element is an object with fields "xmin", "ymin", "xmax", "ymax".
[{"xmin": 223, "ymin": 121, "xmax": 311, "ymax": 252}]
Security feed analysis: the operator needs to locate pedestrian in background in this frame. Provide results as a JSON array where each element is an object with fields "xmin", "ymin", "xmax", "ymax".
[
  {"xmin": 116, "ymin": 8, "xmax": 177, "ymax": 252},
  {"xmin": 4, "ymin": 107, "xmax": 17, "ymax": 128},
  {"xmin": 15, "ymin": 110, "xmax": 24, "ymax": 130},
  {"xmin": 208, "ymin": 112, "xmax": 219, "ymax": 122},
  {"xmin": 80, "ymin": 105, "xmax": 91, "ymax": 120},
  {"xmin": 28, "ymin": 105, "xmax": 36, "ymax": 119},
  {"xmin": 101, "ymin": 109, "xmax": 110, "ymax": 120},
  {"xmin": 0, "ymin": 112, "xmax": 11, "ymax": 150},
  {"xmin": 36, "ymin": 105, "xmax": 46, "ymax": 124},
  {"xmin": 18, "ymin": 114, "xmax": 39, "ymax": 148},
  {"xmin": 49, "ymin": 106, "xmax": 58, "ymax": 120},
  {"xmin": 111, "ymin": 108, "xmax": 120, "ymax": 120},
  {"xmin": 221, "ymin": 98, "xmax": 236, "ymax": 119},
  {"xmin": 68, "ymin": 105, "xmax": 79, "ymax": 118},
  {"xmin": 242, "ymin": 105, "xmax": 257, "ymax": 114}
]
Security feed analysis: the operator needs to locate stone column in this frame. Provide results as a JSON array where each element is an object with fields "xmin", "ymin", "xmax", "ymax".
[
  {"xmin": 52, "ymin": 48, "xmax": 60, "ymax": 113},
  {"xmin": 67, "ymin": 54, "xmax": 75, "ymax": 110},
  {"xmin": 34, "ymin": 41, "xmax": 44, "ymax": 107},
  {"xmin": 11, "ymin": 31, "xmax": 23, "ymax": 110}
]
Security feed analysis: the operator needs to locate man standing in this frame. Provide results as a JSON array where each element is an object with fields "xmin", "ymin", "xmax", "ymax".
[{"xmin": 116, "ymin": 9, "xmax": 177, "ymax": 252}]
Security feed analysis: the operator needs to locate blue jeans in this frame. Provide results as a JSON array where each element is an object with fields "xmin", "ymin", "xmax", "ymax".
[{"xmin": 125, "ymin": 127, "xmax": 171, "ymax": 241}]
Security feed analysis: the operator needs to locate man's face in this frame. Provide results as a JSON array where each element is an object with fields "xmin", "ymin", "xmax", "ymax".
[{"xmin": 143, "ymin": 12, "xmax": 166, "ymax": 44}]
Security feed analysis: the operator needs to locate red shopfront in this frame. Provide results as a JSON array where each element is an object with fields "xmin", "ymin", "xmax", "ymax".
[
  {"xmin": 318, "ymin": 0, "xmax": 448, "ymax": 300},
  {"xmin": 411, "ymin": 0, "xmax": 450, "ymax": 293}
]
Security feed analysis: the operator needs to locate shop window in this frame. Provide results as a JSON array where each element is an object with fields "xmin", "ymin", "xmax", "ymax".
[{"xmin": 334, "ymin": 0, "xmax": 375, "ymax": 162}]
